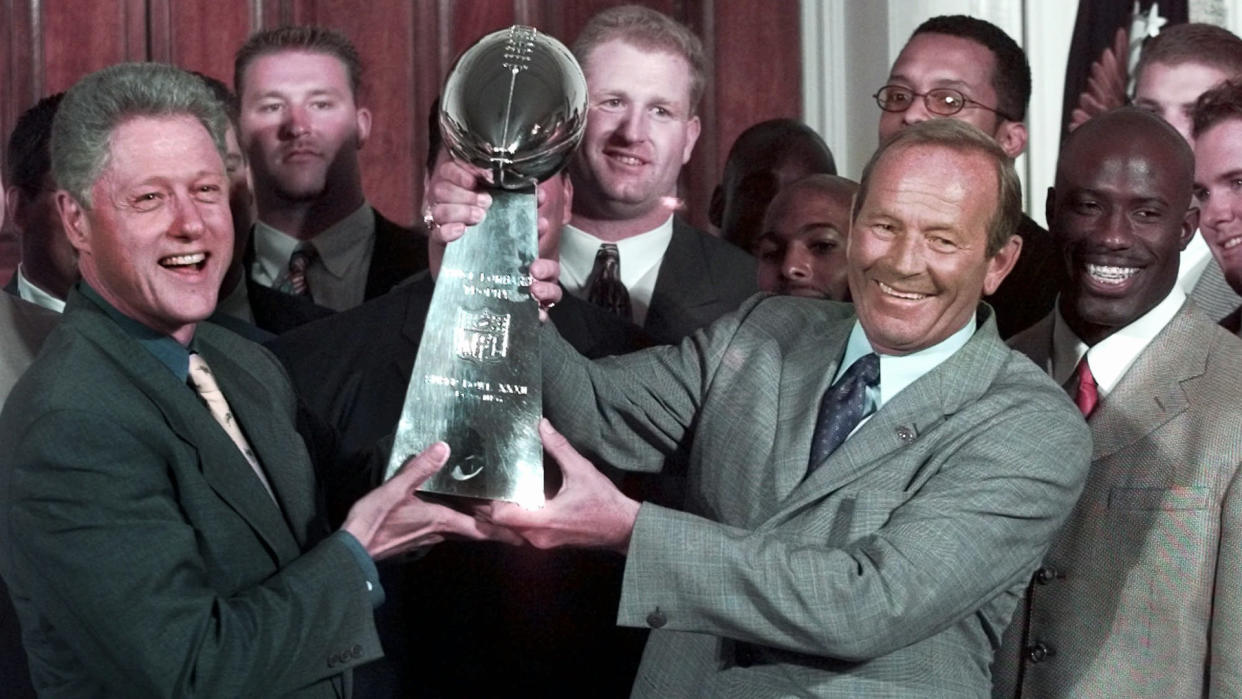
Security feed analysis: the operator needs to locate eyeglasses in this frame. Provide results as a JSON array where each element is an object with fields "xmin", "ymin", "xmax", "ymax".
[{"xmin": 873, "ymin": 85, "xmax": 1017, "ymax": 122}]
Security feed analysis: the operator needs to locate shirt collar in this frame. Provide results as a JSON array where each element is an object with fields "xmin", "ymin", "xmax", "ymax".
[
  {"xmin": 1050, "ymin": 286, "xmax": 1187, "ymax": 396},
  {"xmin": 16, "ymin": 266, "xmax": 67, "ymax": 314},
  {"xmin": 78, "ymin": 282, "xmax": 194, "ymax": 382},
  {"xmin": 560, "ymin": 215, "xmax": 674, "ymax": 287},
  {"xmin": 836, "ymin": 314, "xmax": 976, "ymax": 409},
  {"xmin": 253, "ymin": 202, "xmax": 373, "ymax": 281}
]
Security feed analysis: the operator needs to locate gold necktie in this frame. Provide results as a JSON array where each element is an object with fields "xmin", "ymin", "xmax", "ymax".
[{"xmin": 187, "ymin": 353, "xmax": 278, "ymax": 505}]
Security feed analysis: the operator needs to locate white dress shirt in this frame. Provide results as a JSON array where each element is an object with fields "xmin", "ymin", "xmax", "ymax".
[
  {"xmin": 250, "ymin": 203, "xmax": 376, "ymax": 311},
  {"xmin": 1049, "ymin": 287, "xmax": 1187, "ymax": 399},
  {"xmin": 1176, "ymin": 230, "xmax": 1213, "ymax": 294},
  {"xmin": 834, "ymin": 314, "xmax": 976, "ymax": 436},
  {"xmin": 559, "ymin": 216, "xmax": 675, "ymax": 326},
  {"xmin": 16, "ymin": 266, "xmax": 65, "ymax": 314}
]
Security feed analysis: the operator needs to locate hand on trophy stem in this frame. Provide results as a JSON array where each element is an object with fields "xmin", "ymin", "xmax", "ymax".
[
  {"xmin": 478, "ymin": 420, "xmax": 640, "ymax": 554},
  {"xmin": 530, "ymin": 258, "xmax": 562, "ymax": 321},
  {"xmin": 342, "ymin": 441, "xmax": 523, "ymax": 560}
]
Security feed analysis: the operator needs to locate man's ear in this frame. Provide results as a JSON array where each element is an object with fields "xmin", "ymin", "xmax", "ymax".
[
  {"xmin": 995, "ymin": 120, "xmax": 1028, "ymax": 159},
  {"xmin": 57, "ymin": 192, "xmax": 91, "ymax": 254},
  {"xmin": 681, "ymin": 115, "xmax": 701, "ymax": 164},
  {"xmin": 354, "ymin": 107, "xmax": 373, "ymax": 149},
  {"xmin": 5, "ymin": 186, "xmax": 23, "ymax": 234},
  {"xmin": 708, "ymin": 185, "xmax": 724, "ymax": 228},
  {"xmin": 561, "ymin": 175, "xmax": 573, "ymax": 224},
  {"xmin": 1180, "ymin": 205, "xmax": 1200, "ymax": 251},
  {"xmin": 983, "ymin": 234, "xmax": 1022, "ymax": 296}
]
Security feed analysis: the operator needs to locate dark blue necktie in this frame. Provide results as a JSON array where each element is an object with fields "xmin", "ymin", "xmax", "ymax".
[{"xmin": 808, "ymin": 353, "xmax": 880, "ymax": 467}]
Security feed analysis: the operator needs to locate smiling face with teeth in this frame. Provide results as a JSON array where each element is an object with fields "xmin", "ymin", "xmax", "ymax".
[
  {"xmin": 569, "ymin": 39, "xmax": 701, "ymax": 235},
  {"xmin": 1049, "ymin": 108, "xmax": 1197, "ymax": 346},
  {"xmin": 1193, "ymin": 117, "xmax": 1242, "ymax": 295},
  {"xmin": 848, "ymin": 142, "xmax": 1019, "ymax": 355},
  {"xmin": 59, "ymin": 115, "xmax": 232, "ymax": 345}
]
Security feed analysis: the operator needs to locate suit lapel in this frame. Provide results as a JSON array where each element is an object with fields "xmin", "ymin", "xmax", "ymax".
[
  {"xmin": 766, "ymin": 312, "xmax": 851, "ymax": 501},
  {"xmin": 1007, "ymin": 313, "xmax": 1055, "ymax": 375},
  {"xmin": 395, "ymin": 275, "xmax": 434, "ymax": 386},
  {"xmin": 365, "ymin": 211, "xmax": 428, "ymax": 299},
  {"xmin": 777, "ymin": 308, "xmax": 1009, "ymax": 516},
  {"xmin": 644, "ymin": 220, "xmax": 719, "ymax": 342},
  {"xmin": 1089, "ymin": 305, "xmax": 1200, "ymax": 461},
  {"xmin": 197, "ymin": 339, "xmax": 309, "ymax": 558},
  {"xmin": 71, "ymin": 303, "xmax": 303, "ymax": 564}
]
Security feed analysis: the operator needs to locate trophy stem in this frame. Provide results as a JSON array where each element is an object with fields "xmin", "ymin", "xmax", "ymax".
[{"xmin": 386, "ymin": 188, "xmax": 544, "ymax": 507}]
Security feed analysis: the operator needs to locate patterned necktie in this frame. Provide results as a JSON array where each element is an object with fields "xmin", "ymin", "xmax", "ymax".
[
  {"xmin": 1073, "ymin": 357, "xmax": 1098, "ymax": 418},
  {"xmin": 585, "ymin": 243, "xmax": 632, "ymax": 321},
  {"xmin": 187, "ymin": 353, "xmax": 278, "ymax": 505},
  {"xmin": 808, "ymin": 353, "xmax": 881, "ymax": 468},
  {"xmin": 284, "ymin": 243, "xmax": 317, "ymax": 297}
]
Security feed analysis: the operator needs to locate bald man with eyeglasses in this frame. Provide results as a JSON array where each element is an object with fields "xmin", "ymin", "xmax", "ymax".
[{"xmin": 874, "ymin": 14, "xmax": 1060, "ymax": 339}]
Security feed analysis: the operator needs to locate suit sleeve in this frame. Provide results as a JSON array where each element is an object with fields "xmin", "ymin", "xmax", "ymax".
[
  {"xmin": 5, "ymin": 408, "xmax": 381, "ymax": 697},
  {"xmin": 616, "ymin": 402, "xmax": 1090, "ymax": 660},
  {"xmin": 1211, "ymin": 463, "xmax": 1242, "ymax": 695},
  {"xmin": 540, "ymin": 294, "xmax": 760, "ymax": 473}
]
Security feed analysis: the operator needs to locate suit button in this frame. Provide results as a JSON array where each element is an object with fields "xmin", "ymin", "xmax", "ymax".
[
  {"xmin": 646, "ymin": 607, "xmax": 667, "ymax": 629},
  {"xmin": 896, "ymin": 426, "xmax": 916, "ymax": 443},
  {"xmin": 1034, "ymin": 565, "xmax": 1062, "ymax": 584},
  {"xmin": 1025, "ymin": 641, "xmax": 1055, "ymax": 663}
]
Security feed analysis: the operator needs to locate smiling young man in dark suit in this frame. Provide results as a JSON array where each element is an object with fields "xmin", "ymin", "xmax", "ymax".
[
  {"xmin": 0, "ymin": 63, "xmax": 518, "ymax": 697},
  {"xmin": 541, "ymin": 6, "xmax": 756, "ymax": 343}
]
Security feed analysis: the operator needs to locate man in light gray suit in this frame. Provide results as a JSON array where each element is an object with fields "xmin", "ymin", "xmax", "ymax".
[
  {"xmin": 993, "ymin": 107, "xmax": 1242, "ymax": 696},
  {"xmin": 444, "ymin": 118, "xmax": 1093, "ymax": 696}
]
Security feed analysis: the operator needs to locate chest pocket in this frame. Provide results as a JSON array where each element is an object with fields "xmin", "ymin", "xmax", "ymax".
[{"xmin": 825, "ymin": 490, "xmax": 907, "ymax": 544}]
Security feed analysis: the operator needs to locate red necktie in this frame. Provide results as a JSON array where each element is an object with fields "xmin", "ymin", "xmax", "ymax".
[{"xmin": 1074, "ymin": 357, "xmax": 1098, "ymax": 418}]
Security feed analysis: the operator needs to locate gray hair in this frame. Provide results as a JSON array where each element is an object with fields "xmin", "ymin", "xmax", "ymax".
[
  {"xmin": 852, "ymin": 119, "xmax": 1021, "ymax": 257},
  {"xmin": 51, "ymin": 62, "xmax": 229, "ymax": 207}
]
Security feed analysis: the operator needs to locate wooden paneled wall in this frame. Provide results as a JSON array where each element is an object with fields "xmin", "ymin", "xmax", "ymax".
[{"xmin": 1, "ymin": 0, "xmax": 801, "ymax": 236}]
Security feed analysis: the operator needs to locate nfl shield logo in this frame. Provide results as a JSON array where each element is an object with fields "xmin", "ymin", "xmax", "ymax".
[{"xmin": 455, "ymin": 309, "xmax": 511, "ymax": 363}]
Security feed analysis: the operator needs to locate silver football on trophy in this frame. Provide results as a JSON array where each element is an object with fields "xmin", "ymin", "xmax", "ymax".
[{"xmin": 440, "ymin": 25, "xmax": 588, "ymax": 189}]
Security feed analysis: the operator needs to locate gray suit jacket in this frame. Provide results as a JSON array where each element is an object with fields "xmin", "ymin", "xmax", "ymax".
[
  {"xmin": 994, "ymin": 302, "xmax": 1242, "ymax": 697},
  {"xmin": 542, "ymin": 295, "xmax": 1091, "ymax": 697},
  {"xmin": 0, "ymin": 292, "xmax": 57, "ymax": 406},
  {"xmin": 0, "ymin": 289, "xmax": 381, "ymax": 697}
]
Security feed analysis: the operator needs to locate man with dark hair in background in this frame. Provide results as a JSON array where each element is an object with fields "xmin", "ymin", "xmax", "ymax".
[
  {"xmin": 753, "ymin": 173, "xmax": 855, "ymax": 301},
  {"xmin": 709, "ymin": 118, "xmax": 837, "ymax": 252},
  {"xmin": 0, "ymin": 108, "xmax": 55, "ymax": 699},
  {"xmin": 1132, "ymin": 22, "xmax": 1242, "ymax": 322},
  {"xmin": 1192, "ymin": 78, "xmax": 1242, "ymax": 332},
  {"xmin": 4, "ymin": 93, "xmax": 77, "ymax": 312},
  {"xmin": 875, "ymin": 14, "xmax": 1059, "ymax": 338},
  {"xmin": 234, "ymin": 26, "xmax": 426, "ymax": 332}
]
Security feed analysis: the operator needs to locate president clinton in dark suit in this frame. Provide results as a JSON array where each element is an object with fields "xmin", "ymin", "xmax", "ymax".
[{"xmin": 0, "ymin": 63, "xmax": 518, "ymax": 697}]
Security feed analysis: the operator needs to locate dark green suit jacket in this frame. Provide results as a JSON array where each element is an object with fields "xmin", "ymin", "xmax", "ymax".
[{"xmin": 0, "ymin": 289, "xmax": 381, "ymax": 697}]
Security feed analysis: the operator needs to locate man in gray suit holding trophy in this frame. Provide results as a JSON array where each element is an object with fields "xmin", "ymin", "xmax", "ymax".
[{"xmin": 431, "ymin": 116, "xmax": 1091, "ymax": 695}]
